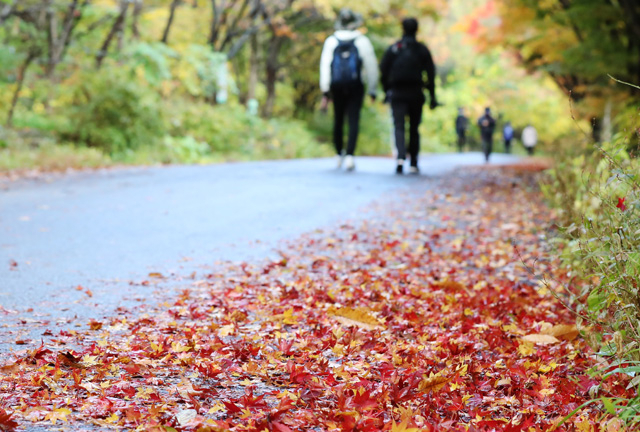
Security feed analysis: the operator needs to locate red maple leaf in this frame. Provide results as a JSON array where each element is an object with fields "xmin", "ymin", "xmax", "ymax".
[
  {"xmin": 617, "ymin": 197, "xmax": 627, "ymax": 211},
  {"xmin": 0, "ymin": 409, "xmax": 18, "ymax": 432}
]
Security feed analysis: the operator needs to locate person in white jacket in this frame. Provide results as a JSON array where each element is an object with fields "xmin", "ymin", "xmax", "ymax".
[
  {"xmin": 521, "ymin": 124, "xmax": 537, "ymax": 155},
  {"xmin": 319, "ymin": 8, "xmax": 378, "ymax": 171}
]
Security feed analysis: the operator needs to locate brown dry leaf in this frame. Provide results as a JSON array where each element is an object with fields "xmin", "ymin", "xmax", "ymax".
[
  {"xmin": 328, "ymin": 306, "xmax": 383, "ymax": 331},
  {"xmin": 521, "ymin": 334, "xmax": 560, "ymax": 345},
  {"xmin": 419, "ymin": 371, "xmax": 450, "ymax": 393},
  {"xmin": 0, "ymin": 362, "xmax": 20, "ymax": 374},
  {"xmin": 541, "ymin": 324, "xmax": 579, "ymax": 341},
  {"xmin": 88, "ymin": 320, "xmax": 103, "ymax": 331},
  {"xmin": 57, "ymin": 352, "xmax": 84, "ymax": 368},
  {"xmin": 433, "ymin": 280, "xmax": 465, "ymax": 291}
]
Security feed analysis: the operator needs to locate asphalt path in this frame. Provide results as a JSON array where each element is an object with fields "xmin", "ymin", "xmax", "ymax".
[{"xmin": 0, "ymin": 153, "xmax": 519, "ymax": 350}]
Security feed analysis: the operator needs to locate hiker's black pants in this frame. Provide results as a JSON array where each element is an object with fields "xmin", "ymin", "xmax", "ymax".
[
  {"xmin": 331, "ymin": 83, "xmax": 364, "ymax": 156},
  {"xmin": 481, "ymin": 134, "xmax": 493, "ymax": 162},
  {"xmin": 457, "ymin": 132, "xmax": 466, "ymax": 153},
  {"xmin": 504, "ymin": 138, "xmax": 512, "ymax": 154},
  {"xmin": 391, "ymin": 98, "xmax": 423, "ymax": 163}
]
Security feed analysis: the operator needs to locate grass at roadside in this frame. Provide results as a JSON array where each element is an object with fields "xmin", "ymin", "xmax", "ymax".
[{"xmin": 541, "ymin": 130, "xmax": 640, "ymax": 426}]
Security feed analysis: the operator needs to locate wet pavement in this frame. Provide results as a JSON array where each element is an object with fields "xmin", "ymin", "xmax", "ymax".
[{"xmin": 0, "ymin": 153, "xmax": 519, "ymax": 351}]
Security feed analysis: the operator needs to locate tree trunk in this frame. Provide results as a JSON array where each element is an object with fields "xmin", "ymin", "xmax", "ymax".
[
  {"xmin": 161, "ymin": 0, "xmax": 180, "ymax": 44},
  {"xmin": 131, "ymin": 0, "xmax": 143, "ymax": 39},
  {"xmin": 46, "ymin": 0, "xmax": 84, "ymax": 77},
  {"xmin": 263, "ymin": 34, "xmax": 283, "ymax": 117},
  {"xmin": 208, "ymin": 0, "xmax": 221, "ymax": 47},
  {"xmin": 7, "ymin": 52, "xmax": 36, "ymax": 127},
  {"xmin": 247, "ymin": 32, "xmax": 258, "ymax": 101},
  {"xmin": 95, "ymin": 0, "xmax": 129, "ymax": 69}
]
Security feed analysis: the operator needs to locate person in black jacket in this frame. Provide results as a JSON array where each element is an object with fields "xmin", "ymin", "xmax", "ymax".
[
  {"xmin": 477, "ymin": 107, "xmax": 496, "ymax": 162},
  {"xmin": 455, "ymin": 107, "xmax": 469, "ymax": 153},
  {"xmin": 380, "ymin": 17, "xmax": 438, "ymax": 174}
]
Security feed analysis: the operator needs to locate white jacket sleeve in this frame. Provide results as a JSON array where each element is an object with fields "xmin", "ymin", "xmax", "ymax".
[
  {"xmin": 355, "ymin": 35, "xmax": 378, "ymax": 97},
  {"xmin": 319, "ymin": 36, "xmax": 337, "ymax": 94}
]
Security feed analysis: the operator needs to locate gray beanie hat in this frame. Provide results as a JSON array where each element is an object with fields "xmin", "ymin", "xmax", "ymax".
[{"xmin": 335, "ymin": 8, "xmax": 363, "ymax": 31}]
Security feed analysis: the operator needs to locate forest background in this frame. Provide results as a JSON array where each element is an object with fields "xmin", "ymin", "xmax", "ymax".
[{"xmin": 3, "ymin": 0, "xmax": 636, "ymax": 171}]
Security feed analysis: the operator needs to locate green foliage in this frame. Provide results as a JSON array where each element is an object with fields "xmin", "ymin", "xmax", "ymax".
[
  {"xmin": 169, "ymin": 101, "xmax": 331, "ymax": 161},
  {"xmin": 0, "ymin": 127, "xmax": 108, "ymax": 171},
  {"xmin": 126, "ymin": 42, "xmax": 177, "ymax": 87},
  {"xmin": 542, "ymin": 108, "xmax": 640, "ymax": 425},
  {"xmin": 62, "ymin": 68, "xmax": 167, "ymax": 155}
]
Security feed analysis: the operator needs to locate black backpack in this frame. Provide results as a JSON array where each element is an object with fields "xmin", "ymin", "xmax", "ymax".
[
  {"xmin": 388, "ymin": 41, "xmax": 423, "ymax": 86},
  {"xmin": 331, "ymin": 38, "xmax": 362, "ymax": 86}
]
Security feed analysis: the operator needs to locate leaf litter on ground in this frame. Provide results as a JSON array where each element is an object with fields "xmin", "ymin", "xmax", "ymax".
[{"xmin": 0, "ymin": 168, "xmax": 635, "ymax": 431}]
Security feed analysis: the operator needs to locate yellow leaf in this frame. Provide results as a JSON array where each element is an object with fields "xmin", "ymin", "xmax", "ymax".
[
  {"xmin": 574, "ymin": 416, "xmax": 595, "ymax": 432},
  {"xmin": 80, "ymin": 355, "xmax": 100, "ymax": 367},
  {"xmin": 171, "ymin": 342, "xmax": 192, "ymax": 353},
  {"xmin": 457, "ymin": 364, "xmax": 468, "ymax": 376},
  {"xmin": 105, "ymin": 413, "xmax": 119, "ymax": 424},
  {"xmin": 464, "ymin": 308, "xmax": 474, "ymax": 317},
  {"xmin": 328, "ymin": 306, "xmax": 383, "ymax": 331},
  {"xmin": 208, "ymin": 402, "xmax": 225, "ymax": 414},
  {"xmin": 280, "ymin": 308, "xmax": 298, "ymax": 325},
  {"xmin": 391, "ymin": 419, "xmax": 421, "ymax": 432},
  {"xmin": 218, "ymin": 324, "xmax": 235, "ymax": 337},
  {"xmin": 45, "ymin": 408, "xmax": 71, "ymax": 424},
  {"xmin": 521, "ymin": 334, "xmax": 560, "ymax": 345},
  {"xmin": 419, "ymin": 371, "xmax": 450, "ymax": 393},
  {"xmin": 518, "ymin": 341, "xmax": 536, "ymax": 356}
]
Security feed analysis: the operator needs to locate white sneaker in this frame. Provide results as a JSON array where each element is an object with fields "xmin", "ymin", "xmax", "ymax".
[
  {"xmin": 409, "ymin": 165, "xmax": 420, "ymax": 174},
  {"xmin": 336, "ymin": 155, "xmax": 344, "ymax": 169},
  {"xmin": 344, "ymin": 155, "xmax": 355, "ymax": 171}
]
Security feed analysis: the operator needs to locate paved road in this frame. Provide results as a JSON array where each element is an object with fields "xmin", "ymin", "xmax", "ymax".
[{"xmin": 0, "ymin": 153, "xmax": 519, "ymax": 347}]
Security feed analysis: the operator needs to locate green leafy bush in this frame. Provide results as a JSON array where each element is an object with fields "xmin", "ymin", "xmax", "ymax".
[
  {"xmin": 61, "ymin": 68, "xmax": 166, "ymax": 155},
  {"xmin": 169, "ymin": 100, "xmax": 331, "ymax": 161},
  {"xmin": 543, "ymin": 123, "xmax": 640, "ymax": 426}
]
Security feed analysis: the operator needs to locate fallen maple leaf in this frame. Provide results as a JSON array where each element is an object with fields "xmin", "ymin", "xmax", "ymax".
[
  {"xmin": 0, "ymin": 408, "xmax": 18, "ymax": 432},
  {"xmin": 541, "ymin": 324, "xmax": 579, "ymax": 341},
  {"xmin": 44, "ymin": 408, "xmax": 71, "ymax": 424},
  {"xmin": 327, "ymin": 306, "xmax": 383, "ymax": 330},
  {"xmin": 176, "ymin": 409, "xmax": 197, "ymax": 426},
  {"xmin": 391, "ymin": 418, "xmax": 421, "ymax": 432},
  {"xmin": 419, "ymin": 371, "xmax": 450, "ymax": 393},
  {"xmin": 521, "ymin": 334, "xmax": 560, "ymax": 345}
]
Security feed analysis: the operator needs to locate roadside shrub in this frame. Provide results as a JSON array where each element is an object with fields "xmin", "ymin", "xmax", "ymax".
[
  {"xmin": 543, "ymin": 110, "xmax": 640, "ymax": 425},
  {"xmin": 170, "ymin": 100, "xmax": 331, "ymax": 161},
  {"xmin": 61, "ymin": 68, "xmax": 166, "ymax": 154}
]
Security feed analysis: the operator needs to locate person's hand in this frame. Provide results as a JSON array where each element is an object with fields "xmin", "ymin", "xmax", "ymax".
[
  {"xmin": 369, "ymin": 94, "xmax": 377, "ymax": 103},
  {"xmin": 320, "ymin": 96, "xmax": 329, "ymax": 113}
]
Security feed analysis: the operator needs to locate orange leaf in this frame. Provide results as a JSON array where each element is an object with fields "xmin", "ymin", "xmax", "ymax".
[{"xmin": 541, "ymin": 324, "xmax": 579, "ymax": 341}]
